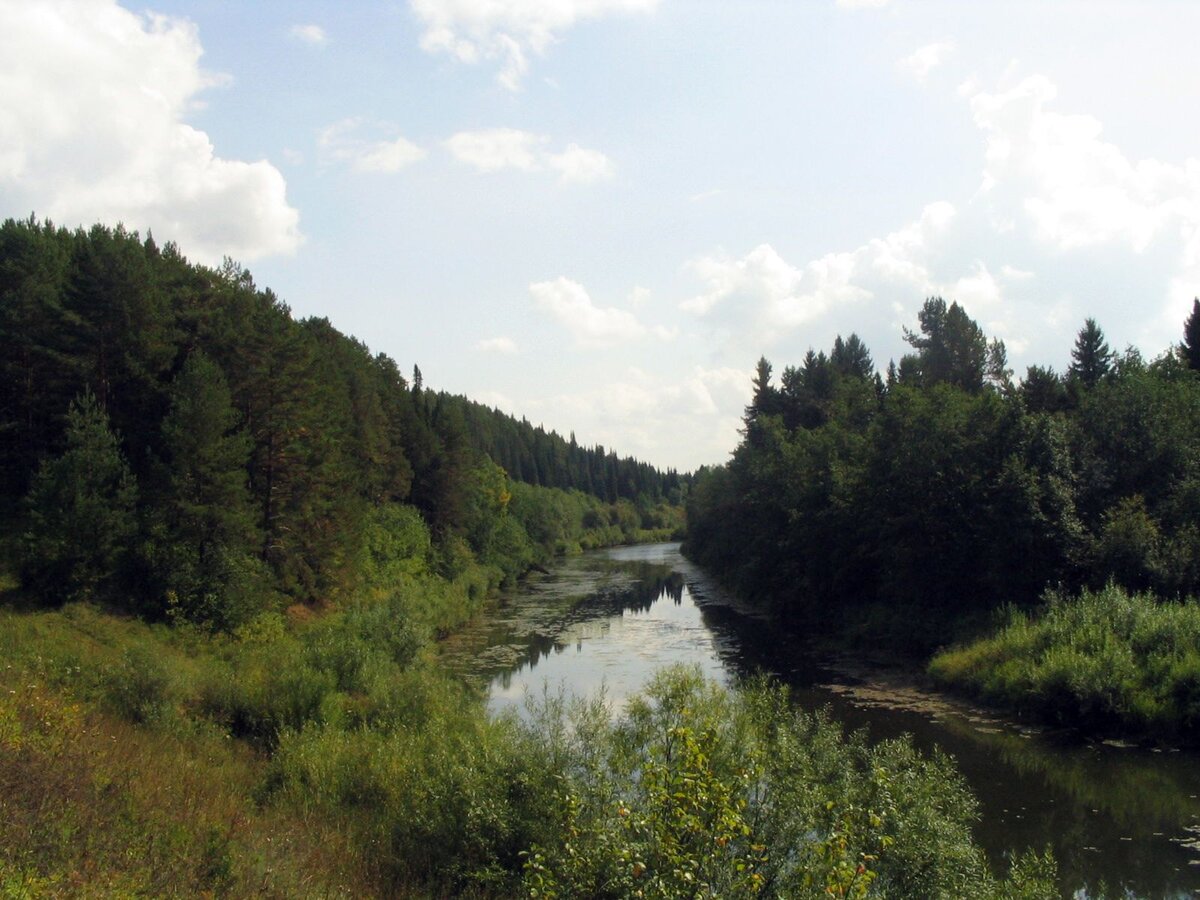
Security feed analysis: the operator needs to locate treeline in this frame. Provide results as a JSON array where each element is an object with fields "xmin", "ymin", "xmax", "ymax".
[
  {"xmin": 0, "ymin": 216, "xmax": 682, "ymax": 628},
  {"xmin": 448, "ymin": 393, "xmax": 687, "ymax": 504},
  {"xmin": 685, "ymin": 296, "xmax": 1200, "ymax": 648}
]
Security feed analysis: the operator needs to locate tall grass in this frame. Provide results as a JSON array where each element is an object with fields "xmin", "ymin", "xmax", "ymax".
[{"xmin": 929, "ymin": 584, "xmax": 1200, "ymax": 743}]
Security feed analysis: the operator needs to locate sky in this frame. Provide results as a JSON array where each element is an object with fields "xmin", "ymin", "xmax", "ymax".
[{"xmin": 3, "ymin": 0, "xmax": 1200, "ymax": 473}]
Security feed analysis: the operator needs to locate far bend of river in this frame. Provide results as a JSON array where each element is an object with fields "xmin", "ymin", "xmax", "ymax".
[{"xmin": 438, "ymin": 543, "xmax": 1200, "ymax": 898}]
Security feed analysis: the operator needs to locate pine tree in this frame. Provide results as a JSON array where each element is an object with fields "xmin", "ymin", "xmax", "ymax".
[
  {"xmin": 830, "ymin": 333, "xmax": 874, "ymax": 379},
  {"xmin": 21, "ymin": 390, "xmax": 137, "ymax": 603},
  {"xmin": 903, "ymin": 297, "xmax": 991, "ymax": 391},
  {"xmin": 1068, "ymin": 318, "xmax": 1115, "ymax": 388}
]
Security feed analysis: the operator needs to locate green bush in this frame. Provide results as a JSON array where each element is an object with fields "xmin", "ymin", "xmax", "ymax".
[
  {"xmin": 931, "ymin": 584, "xmax": 1200, "ymax": 743},
  {"xmin": 521, "ymin": 667, "xmax": 1056, "ymax": 900}
]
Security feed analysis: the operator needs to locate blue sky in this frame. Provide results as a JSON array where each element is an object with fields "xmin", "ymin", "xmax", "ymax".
[{"xmin": 3, "ymin": 0, "xmax": 1200, "ymax": 471}]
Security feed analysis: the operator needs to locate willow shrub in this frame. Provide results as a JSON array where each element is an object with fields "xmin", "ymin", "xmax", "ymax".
[
  {"xmin": 930, "ymin": 584, "xmax": 1200, "ymax": 743},
  {"xmin": 520, "ymin": 666, "xmax": 1056, "ymax": 900}
]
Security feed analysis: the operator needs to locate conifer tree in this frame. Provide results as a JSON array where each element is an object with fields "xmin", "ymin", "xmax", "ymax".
[
  {"xmin": 154, "ymin": 352, "xmax": 262, "ymax": 627},
  {"xmin": 1068, "ymin": 318, "xmax": 1115, "ymax": 388},
  {"xmin": 22, "ymin": 390, "xmax": 137, "ymax": 602},
  {"xmin": 1183, "ymin": 298, "xmax": 1200, "ymax": 371},
  {"xmin": 830, "ymin": 333, "xmax": 874, "ymax": 379},
  {"xmin": 902, "ymin": 297, "xmax": 994, "ymax": 391}
]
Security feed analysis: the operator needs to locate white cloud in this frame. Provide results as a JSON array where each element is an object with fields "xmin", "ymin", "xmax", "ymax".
[
  {"xmin": 533, "ymin": 364, "xmax": 752, "ymax": 469},
  {"xmin": 476, "ymin": 336, "xmax": 519, "ymax": 354},
  {"xmin": 1000, "ymin": 264, "xmax": 1035, "ymax": 281},
  {"xmin": 319, "ymin": 119, "xmax": 426, "ymax": 173},
  {"xmin": 836, "ymin": 0, "xmax": 890, "ymax": 8},
  {"xmin": 289, "ymin": 24, "xmax": 327, "ymax": 46},
  {"xmin": 971, "ymin": 75, "xmax": 1200, "ymax": 254},
  {"xmin": 948, "ymin": 261, "xmax": 1002, "ymax": 312},
  {"xmin": 969, "ymin": 72, "xmax": 1200, "ymax": 316},
  {"xmin": 899, "ymin": 40, "xmax": 955, "ymax": 84},
  {"xmin": 682, "ymin": 202, "xmax": 957, "ymax": 344},
  {"xmin": 475, "ymin": 390, "xmax": 516, "ymax": 412},
  {"xmin": 410, "ymin": 0, "xmax": 659, "ymax": 90},
  {"xmin": 0, "ymin": 0, "xmax": 301, "ymax": 263},
  {"xmin": 546, "ymin": 142, "xmax": 615, "ymax": 183},
  {"xmin": 444, "ymin": 128, "xmax": 542, "ymax": 172},
  {"xmin": 445, "ymin": 128, "xmax": 613, "ymax": 182},
  {"xmin": 532, "ymin": 277, "xmax": 665, "ymax": 346},
  {"xmin": 627, "ymin": 285, "xmax": 652, "ymax": 307}
]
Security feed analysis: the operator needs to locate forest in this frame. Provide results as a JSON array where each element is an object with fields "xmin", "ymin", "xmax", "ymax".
[
  {"xmin": 684, "ymin": 295, "xmax": 1200, "ymax": 742},
  {"xmin": 0, "ymin": 215, "xmax": 685, "ymax": 629}
]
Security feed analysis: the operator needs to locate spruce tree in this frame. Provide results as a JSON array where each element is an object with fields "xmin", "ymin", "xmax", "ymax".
[
  {"xmin": 1068, "ymin": 318, "xmax": 1115, "ymax": 388},
  {"xmin": 1183, "ymin": 298, "xmax": 1200, "ymax": 371},
  {"xmin": 155, "ymin": 352, "xmax": 262, "ymax": 627},
  {"xmin": 22, "ymin": 390, "xmax": 137, "ymax": 603}
]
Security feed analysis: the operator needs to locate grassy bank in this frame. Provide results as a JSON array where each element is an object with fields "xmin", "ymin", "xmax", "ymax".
[
  {"xmin": 0, "ymin": 595, "xmax": 1062, "ymax": 897},
  {"xmin": 929, "ymin": 584, "xmax": 1200, "ymax": 745}
]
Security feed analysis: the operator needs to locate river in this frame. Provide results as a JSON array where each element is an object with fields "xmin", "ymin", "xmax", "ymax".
[{"xmin": 438, "ymin": 543, "xmax": 1200, "ymax": 898}]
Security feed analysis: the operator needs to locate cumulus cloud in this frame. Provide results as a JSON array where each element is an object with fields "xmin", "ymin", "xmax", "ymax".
[
  {"xmin": 533, "ymin": 364, "xmax": 752, "ymax": 469},
  {"xmin": 289, "ymin": 24, "xmax": 327, "ymax": 46},
  {"xmin": 319, "ymin": 119, "xmax": 426, "ymax": 173},
  {"xmin": 444, "ymin": 128, "xmax": 541, "ymax": 172},
  {"xmin": 969, "ymin": 72, "xmax": 1200, "ymax": 317},
  {"xmin": 546, "ymin": 142, "xmax": 615, "ymax": 183},
  {"xmin": 682, "ymin": 202, "xmax": 959, "ymax": 345},
  {"xmin": 677, "ymin": 70, "xmax": 1200, "ymax": 368},
  {"xmin": 410, "ymin": 0, "xmax": 659, "ymax": 90},
  {"xmin": 445, "ymin": 129, "xmax": 613, "ymax": 182},
  {"xmin": 476, "ymin": 336, "xmax": 519, "ymax": 354},
  {"xmin": 972, "ymin": 75, "xmax": 1200, "ymax": 252},
  {"xmin": 0, "ymin": 0, "xmax": 301, "ymax": 263},
  {"xmin": 531, "ymin": 277, "xmax": 672, "ymax": 346},
  {"xmin": 899, "ymin": 40, "xmax": 955, "ymax": 83}
]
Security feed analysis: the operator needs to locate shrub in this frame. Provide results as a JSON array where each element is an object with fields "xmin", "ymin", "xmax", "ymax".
[{"xmin": 930, "ymin": 584, "xmax": 1200, "ymax": 743}]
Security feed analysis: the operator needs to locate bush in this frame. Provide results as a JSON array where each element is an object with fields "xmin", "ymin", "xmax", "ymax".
[
  {"xmin": 930, "ymin": 584, "xmax": 1200, "ymax": 743},
  {"xmin": 521, "ymin": 666, "xmax": 1057, "ymax": 900}
]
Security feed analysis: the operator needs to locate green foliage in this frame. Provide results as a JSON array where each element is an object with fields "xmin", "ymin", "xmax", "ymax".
[
  {"xmin": 1, "ymin": 593, "xmax": 1060, "ymax": 898},
  {"xmin": 520, "ymin": 667, "xmax": 1056, "ymax": 899},
  {"xmin": 686, "ymin": 299, "xmax": 1200, "ymax": 656},
  {"xmin": 148, "ymin": 351, "xmax": 265, "ymax": 628},
  {"xmin": 103, "ymin": 644, "xmax": 173, "ymax": 724},
  {"xmin": 1068, "ymin": 318, "xmax": 1115, "ymax": 388},
  {"xmin": 21, "ymin": 390, "xmax": 137, "ymax": 603},
  {"xmin": 0, "ymin": 216, "xmax": 684, "ymax": 618},
  {"xmin": 901, "ymin": 297, "xmax": 1007, "ymax": 392},
  {"xmin": 1183, "ymin": 297, "xmax": 1200, "ymax": 371},
  {"xmin": 930, "ymin": 584, "xmax": 1200, "ymax": 743}
]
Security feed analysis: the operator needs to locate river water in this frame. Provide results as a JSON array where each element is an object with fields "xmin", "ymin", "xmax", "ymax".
[{"xmin": 438, "ymin": 543, "xmax": 1200, "ymax": 898}]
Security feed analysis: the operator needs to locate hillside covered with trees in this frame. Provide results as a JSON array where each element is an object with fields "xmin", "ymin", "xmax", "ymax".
[
  {"xmin": 0, "ymin": 216, "xmax": 684, "ymax": 629},
  {"xmin": 686, "ymin": 297, "xmax": 1200, "ymax": 642},
  {"xmin": 684, "ymin": 296, "xmax": 1200, "ymax": 741}
]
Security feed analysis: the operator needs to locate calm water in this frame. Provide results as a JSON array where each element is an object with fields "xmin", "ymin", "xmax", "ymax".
[{"xmin": 439, "ymin": 543, "xmax": 1200, "ymax": 898}]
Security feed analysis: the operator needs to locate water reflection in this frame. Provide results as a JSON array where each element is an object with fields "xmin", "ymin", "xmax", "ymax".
[{"xmin": 439, "ymin": 543, "xmax": 1200, "ymax": 897}]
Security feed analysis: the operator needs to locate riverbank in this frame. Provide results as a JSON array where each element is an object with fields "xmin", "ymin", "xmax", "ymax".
[
  {"xmin": 447, "ymin": 543, "xmax": 1200, "ymax": 896},
  {"xmin": 0, "ymin": 594, "xmax": 1065, "ymax": 898},
  {"xmin": 929, "ymin": 584, "xmax": 1200, "ymax": 748}
]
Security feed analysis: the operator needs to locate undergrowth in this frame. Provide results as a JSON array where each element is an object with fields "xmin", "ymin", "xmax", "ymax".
[{"xmin": 929, "ymin": 583, "xmax": 1200, "ymax": 744}]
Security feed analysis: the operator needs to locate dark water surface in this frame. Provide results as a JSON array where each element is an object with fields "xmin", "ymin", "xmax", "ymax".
[{"xmin": 439, "ymin": 543, "xmax": 1200, "ymax": 898}]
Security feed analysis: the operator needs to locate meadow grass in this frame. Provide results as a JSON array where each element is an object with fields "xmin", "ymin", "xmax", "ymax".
[{"xmin": 929, "ymin": 584, "xmax": 1200, "ymax": 743}]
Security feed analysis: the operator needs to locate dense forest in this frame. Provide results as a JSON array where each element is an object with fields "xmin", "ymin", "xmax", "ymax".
[
  {"xmin": 0, "ymin": 216, "xmax": 684, "ymax": 628},
  {"xmin": 684, "ymin": 296, "xmax": 1200, "ymax": 741}
]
